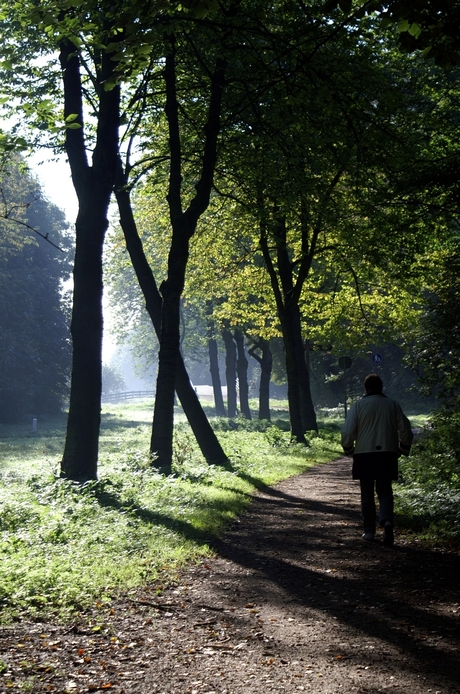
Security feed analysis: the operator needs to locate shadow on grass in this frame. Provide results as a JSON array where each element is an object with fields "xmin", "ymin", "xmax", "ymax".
[
  {"xmin": 90, "ymin": 457, "xmax": 328, "ymax": 556},
  {"xmin": 100, "ymin": 415, "xmax": 150, "ymax": 431},
  {"xmin": 92, "ymin": 487, "xmax": 232, "ymax": 546}
]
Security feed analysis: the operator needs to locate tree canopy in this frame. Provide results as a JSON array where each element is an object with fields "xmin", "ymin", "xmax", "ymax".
[{"xmin": 2, "ymin": 0, "xmax": 460, "ymax": 473}]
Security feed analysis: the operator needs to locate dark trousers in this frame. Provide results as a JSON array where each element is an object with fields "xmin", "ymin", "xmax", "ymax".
[{"xmin": 360, "ymin": 478, "xmax": 394, "ymax": 533}]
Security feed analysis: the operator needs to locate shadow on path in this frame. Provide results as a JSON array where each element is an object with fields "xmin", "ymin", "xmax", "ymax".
[{"xmin": 210, "ymin": 458, "xmax": 460, "ymax": 692}]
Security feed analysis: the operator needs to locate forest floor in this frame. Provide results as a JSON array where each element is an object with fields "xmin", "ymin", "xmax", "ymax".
[{"xmin": 1, "ymin": 457, "xmax": 460, "ymax": 694}]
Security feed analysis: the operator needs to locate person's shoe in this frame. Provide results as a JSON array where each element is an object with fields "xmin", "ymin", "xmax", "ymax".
[
  {"xmin": 383, "ymin": 521, "xmax": 394, "ymax": 546},
  {"xmin": 362, "ymin": 532, "xmax": 375, "ymax": 541}
]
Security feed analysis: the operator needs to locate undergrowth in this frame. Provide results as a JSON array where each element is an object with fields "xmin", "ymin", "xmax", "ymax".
[
  {"xmin": 395, "ymin": 408, "xmax": 460, "ymax": 548},
  {"xmin": 0, "ymin": 405, "xmax": 342, "ymax": 623}
]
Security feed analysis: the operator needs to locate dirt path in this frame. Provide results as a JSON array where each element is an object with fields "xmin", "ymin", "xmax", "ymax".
[{"xmin": 1, "ymin": 458, "xmax": 460, "ymax": 693}]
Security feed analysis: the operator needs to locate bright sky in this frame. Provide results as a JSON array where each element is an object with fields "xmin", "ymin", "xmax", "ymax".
[
  {"xmin": 28, "ymin": 151, "xmax": 116, "ymax": 362},
  {"xmin": 28, "ymin": 152, "xmax": 79, "ymax": 223}
]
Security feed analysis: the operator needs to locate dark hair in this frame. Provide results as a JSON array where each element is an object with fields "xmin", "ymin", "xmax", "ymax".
[{"xmin": 364, "ymin": 373, "xmax": 383, "ymax": 394}]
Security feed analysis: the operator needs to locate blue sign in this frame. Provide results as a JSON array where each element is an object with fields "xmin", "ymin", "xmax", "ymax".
[{"xmin": 372, "ymin": 353, "xmax": 383, "ymax": 364}]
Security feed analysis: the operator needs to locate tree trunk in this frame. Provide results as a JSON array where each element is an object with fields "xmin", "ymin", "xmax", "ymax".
[
  {"xmin": 249, "ymin": 338, "xmax": 272, "ymax": 421},
  {"xmin": 280, "ymin": 303, "xmax": 317, "ymax": 439},
  {"xmin": 61, "ymin": 204, "xmax": 107, "ymax": 480},
  {"xmin": 175, "ymin": 357, "xmax": 228, "ymax": 463},
  {"xmin": 259, "ymin": 209, "xmax": 317, "ymax": 441},
  {"xmin": 114, "ymin": 170, "xmax": 228, "ymax": 466},
  {"xmin": 234, "ymin": 329, "xmax": 251, "ymax": 419},
  {"xmin": 151, "ymin": 278, "xmax": 183, "ymax": 472},
  {"xmin": 208, "ymin": 335, "xmax": 226, "ymax": 416},
  {"xmin": 258, "ymin": 339, "xmax": 272, "ymax": 421},
  {"xmin": 222, "ymin": 328, "xmax": 238, "ymax": 418},
  {"xmin": 150, "ymin": 45, "xmax": 225, "ymax": 471},
  {"xmin": 60, "ymin": 36, "xmax": 120, "ymax": 481}
]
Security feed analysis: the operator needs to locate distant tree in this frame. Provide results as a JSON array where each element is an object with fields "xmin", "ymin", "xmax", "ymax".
[
  {"xmin": 248, "ymin": 337, "xmax": 272, "ymax": 421},
  {"xmin": 0, "ymin": 156, "xmax": 72, "ymax": 423},
  {"xmin": 234, "ymin": 329, "xmax": 251, "ymax": 420},
  {"xmin": 207, "ymin": 315, "xmax": 226, "ymax": 417},
  {"xmin": 101, "ymin": 364, "xmax": 125, "ymax": 396}
]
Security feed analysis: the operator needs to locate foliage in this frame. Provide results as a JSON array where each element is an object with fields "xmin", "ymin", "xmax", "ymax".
[
  {"xmin": 0, "ymin": 155, "xmax": 72, "ymax": 423},
  {"xmin": 324, "ymin": 0, "xmax": 460, "ymax": 66},
  {"xmin": 0, "ymin": 401, "xmax": 341, "ymax": 623},
  {"xmin": 0, "ymin": 0, "xmax": 220, "ymax": 140},
  {"xmin": 192, "ymin": 27, "xmax": 441, "ymax": 354},
  {"xmin": 411, "ymin": 237, "xmax": 460, "ymax": 402},
  {"xmin": 102, "ymin": 363, "xmax": 126, "ymax": 396},
  {"xmin": 396, "ymin": 407, "xmax": 460, "ymax": 546},
  {"xmin": 105, "ymin": 19, "xmax": 441, "ymax": 408}
]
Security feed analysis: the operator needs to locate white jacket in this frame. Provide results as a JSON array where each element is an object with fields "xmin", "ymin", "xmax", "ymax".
[{"xmin": 341, "ymin": 394, "xmax": 413, "ymax": 456}]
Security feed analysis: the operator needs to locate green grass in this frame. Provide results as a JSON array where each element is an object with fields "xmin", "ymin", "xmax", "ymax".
[
  {"xmin": 0, "ymin": 401, "xmax": 342, "ymax": 623},
  {"xmin": 394, "ymin": 409, "xmax": 460, "ymax": 549},
  {"xmin": 3, "ymin": 400, "xmax": 447, "ymax": 624}
]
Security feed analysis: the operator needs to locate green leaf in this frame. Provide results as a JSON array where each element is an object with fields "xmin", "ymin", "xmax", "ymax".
[
  {"xmin": 408, "ymin": 22, "xmax": 422, "ymax": 38},
  {"xmin": 103, "ymin": 77, "xmax": 119, "ymax": 91},
  {"xmin": 68, "ymin": 35, "xmax": 82, "ymax": 48},
  {"xmin": 65, "ymin": 113, "xmax": 79, "ymax": 123},
  {"xmin": 110, "ymin": 51, "xmax": 126, "ymax": 61},
  {"xmin": 137, "ymin": 44, "xmax": 152, "ymax": 55},
  {"xmin": 397, "ymin": 19, "xmax": 411, "ymax": 33},
  {"xmin": 105, "ymin": 42, "xmax": 122, "ymax": 53}
]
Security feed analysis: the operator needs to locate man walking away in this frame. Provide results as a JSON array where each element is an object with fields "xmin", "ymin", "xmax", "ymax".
[{"xmin": 341, "ymin": 374, "xmax": 413, "ymax": 546}]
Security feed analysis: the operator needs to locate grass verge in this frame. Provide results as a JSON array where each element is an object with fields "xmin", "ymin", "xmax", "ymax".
[
  {"xmin": 395, "ymin": 410, "xmax": 460, "ymax": 549},
  {"xmin": 0, "ymin": 402, "xmax": 342, "ymax": 623}
]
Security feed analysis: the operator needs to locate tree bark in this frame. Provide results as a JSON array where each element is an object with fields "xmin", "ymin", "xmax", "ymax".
[
  {"xmin": 114, "ymin": 166, "xmax": 228, "ymax": 466},
  {"xmin": 208, "ymin": 334, "xmax": 226, "ymax": 416},
  {"xmin": 234, "ymin": 329, "xmax": 251, "ymax": 419},
  {"xmin": 150, "ymin": 41, "xmax": 225, "ymax": 471},
  {"xmin": 60, "ymin": 37, "xmax": 120, "ymax": 481},
  {"xmin": 248, "ymin": 338, "xmax": 272, "ymax": 421},
  {"xmin": 280, "ymin": 303, "xmax": 317, "ymax": 437},
  {"xmin": 222, "ymin": 328, "xmax": 238, "ymax": 418},
  {"xmin": 259, "ymin": 209, "xmax": 317, "ymax": 441}
]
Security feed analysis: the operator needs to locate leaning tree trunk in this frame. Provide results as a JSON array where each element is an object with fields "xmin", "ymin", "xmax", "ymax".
[
  {"xmin": 150, "ymin": 44, "xmax": 225, "ymax": 471},
  {"xmin": 114, "ymin": 167, "xmax": 228, "ymax": 466},
  {"xmin": 222, "ymin": 329, "xmax": 238, "ymax": 418},
  {"xmin": 60, "ymin": 36, "xmax": 120, "ymax": 481},
  {"xmin": 234, "ymin": 329, "xmax": 251, "ymax": 420},
  {"xmin": 249, "ymin": 338, "xmax": 272, "ymax": 421}
]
